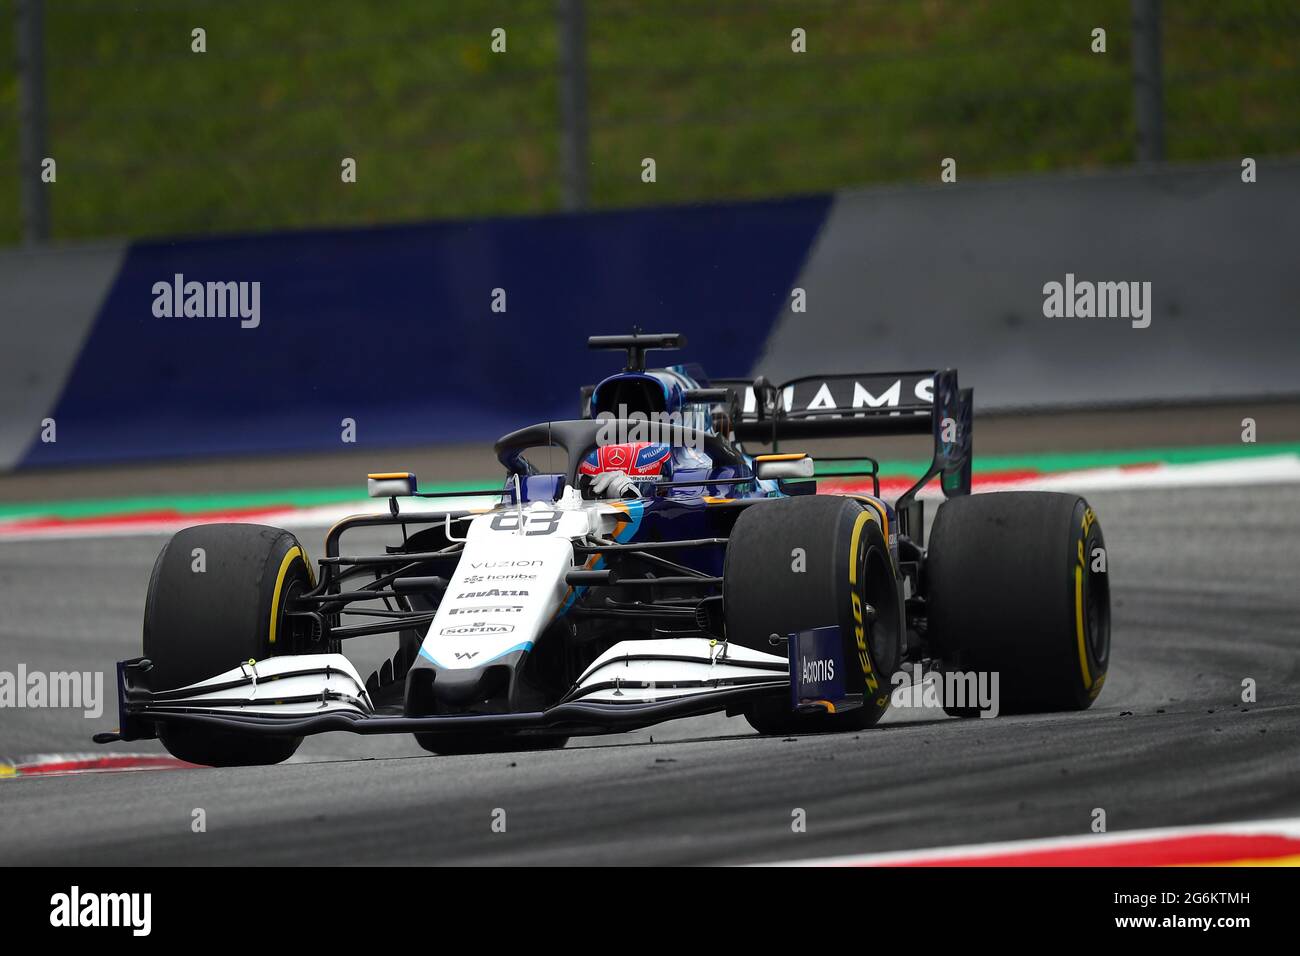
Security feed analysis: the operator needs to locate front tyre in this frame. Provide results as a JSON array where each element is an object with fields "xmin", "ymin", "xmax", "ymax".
[
  {"xmin": 926, "ymin": 492, "xmax": 1110, "ymax": 715},
  {"xmin": 143, "ymin": 524, "xmax": 315, "ymax": 767},
  {"xmin": 723, "ymin": 496, "xmax": 904, "ymax": 735}
]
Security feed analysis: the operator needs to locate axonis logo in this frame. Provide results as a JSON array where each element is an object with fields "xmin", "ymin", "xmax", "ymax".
[
  {"xmin": 441, "ymin": 623, "xmax": 515, "ymax": 636},
  {"xmin": 800, "ymin": 656, "xmax": 835, "ymax": 684},
  {"xmin": 50, "ymin": 886, "xmax": 151, "ymax": 936}
]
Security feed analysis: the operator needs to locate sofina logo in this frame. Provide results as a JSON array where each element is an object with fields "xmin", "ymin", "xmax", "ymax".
[
  {"xmin": 152, "ymin": 273, "xmax": 261, "ymax": 328},
  {"xmin": 441, "ymin": 623, "xmax": 515, "ymax": 636}
]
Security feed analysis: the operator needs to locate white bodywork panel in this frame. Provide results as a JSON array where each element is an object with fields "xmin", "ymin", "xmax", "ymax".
[
  {"xmin": 418, "ymin": 498, "xmax": 622, "ymax": 670},
  {"xmin": 151, "ymin": 654, "xmax": 372, "ymax": 716},
  {"xmin": 398, "ymin": 490, "xmax": 794, "ymax": 710},
  {"xmin": 571, "ymin": 637, "xmax": 788, "ymax": 704}
]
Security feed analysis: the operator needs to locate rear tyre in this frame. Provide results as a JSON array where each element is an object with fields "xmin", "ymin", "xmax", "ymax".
[
  {"xmin": 723, "ymin": 496, "xmax": 904, "ymax": 735},
  {"xmin": 926, "ymin": 492, "xmax": 1110, "ymax": 715},
  {"xmin": 143, "ymin": 524, "xmax": 314, "ymax": 767}
]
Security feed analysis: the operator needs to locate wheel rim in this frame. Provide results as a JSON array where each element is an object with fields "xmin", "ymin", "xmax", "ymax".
[{"xmin": 1086, "ymin": 558, "xmax": 1110, "ymax": 663}]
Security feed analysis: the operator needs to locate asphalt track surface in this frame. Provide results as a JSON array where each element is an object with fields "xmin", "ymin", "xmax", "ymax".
[{"xmin": 2, "ymin": 477, "xmax": 1299, "ymax": 865}]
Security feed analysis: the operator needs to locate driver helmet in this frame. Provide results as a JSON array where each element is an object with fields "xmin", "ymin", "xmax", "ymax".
[{"xmin": 579, "ymin": 442, "xmax": 673, "ymax": 497}]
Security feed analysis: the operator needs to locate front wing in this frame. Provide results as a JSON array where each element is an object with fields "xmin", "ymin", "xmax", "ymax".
[{"xmin": 96, "ymin": 638, "xmax": 818, "ymax": 744}]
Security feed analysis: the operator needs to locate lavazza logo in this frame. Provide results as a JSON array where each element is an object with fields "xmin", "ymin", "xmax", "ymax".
[
  {"xmin": 50, "ymin": 886, "xmax": 151, "ymax": 936},
  {"xmin": 152, "ymin": 273, "xmax": 261, "ymax": 328},
  {"xmin": 456, "ymin": 588, "xmax": 528, "ymax": 599}
]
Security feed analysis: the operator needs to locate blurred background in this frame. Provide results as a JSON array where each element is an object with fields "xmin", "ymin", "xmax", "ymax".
[
  {"xmin": 0, "ymin": 0, "xmax": 1298, "ymax": 490},
  {"xmin": 3, "ymin": 0, "xmax": 1298, "ymax": 243}
]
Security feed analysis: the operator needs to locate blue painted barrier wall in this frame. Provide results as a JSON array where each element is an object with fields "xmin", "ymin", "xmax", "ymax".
[
  {"xmin": 11, "ymin": 160, "xmax": 1296, "ymax": 470},
  {"xmin": 18, "ymin": 197, "xmax": 830, "ymax": 467}
]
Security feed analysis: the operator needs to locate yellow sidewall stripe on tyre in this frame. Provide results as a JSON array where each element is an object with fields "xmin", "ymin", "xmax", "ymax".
[
  {"xmin": 849, "ymin": 509, "xmax": 873, "ymax": 587},
  {"xmin": 269, "ymin": 546, "xmax": 304, "ymax": 646},
  {"xmin": 1075, "ymin": 563, "xmax": 1091, "ymax": 690},
  {"xmin": 844, "ymin": 495, "xmax": 889, "ymax": 561}
]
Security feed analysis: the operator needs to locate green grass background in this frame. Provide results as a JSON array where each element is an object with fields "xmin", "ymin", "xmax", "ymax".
[{"xmin": 0, "ymin": 0, "xmax": 1296, "ymax": 245}]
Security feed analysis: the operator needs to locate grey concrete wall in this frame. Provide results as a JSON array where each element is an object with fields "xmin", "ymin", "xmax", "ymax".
[
  {"xmin": 0, "ymin": 242, "xmax": 126, "ymax": 469},
  {"xmin": 759, "ymin": 160, "xmax": 1300, "ymax": 410}
]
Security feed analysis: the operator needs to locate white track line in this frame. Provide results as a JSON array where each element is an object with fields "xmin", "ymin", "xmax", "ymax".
[{"xmin": 770, "ymin": 818, "xmax": 1300, "ymax": 866}]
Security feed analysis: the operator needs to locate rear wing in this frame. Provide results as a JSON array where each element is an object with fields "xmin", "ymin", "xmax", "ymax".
[{"xmin": 718, "ymin": 369, "xmax": 973, "ymax": 537}]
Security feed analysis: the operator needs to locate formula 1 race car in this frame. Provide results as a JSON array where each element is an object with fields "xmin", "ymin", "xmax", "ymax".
[{"xmin": 95, "ymin": 333, "xmax": 1111, "ymax": 766}]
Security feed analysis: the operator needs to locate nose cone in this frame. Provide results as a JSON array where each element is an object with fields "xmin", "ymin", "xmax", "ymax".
[
  {"xmin": 405, "ymin": 649, "xmax": 531, "ymax": 716},
  {"xmin": 432, "ymin": 663, "xmax": 511, "ymax": 707}
]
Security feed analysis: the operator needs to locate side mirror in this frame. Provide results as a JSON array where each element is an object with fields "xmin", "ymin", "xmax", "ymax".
[
  {"xmin": 753, "ymin": 454, "xmax": 814, "ymax": 481},
  {"xmin": 751, "ymin": 375, "xmax": 779, "ymax": 419},
  {"xmin": 367, "ymin": 472, "xmax": 418, "ymax": 498}
]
